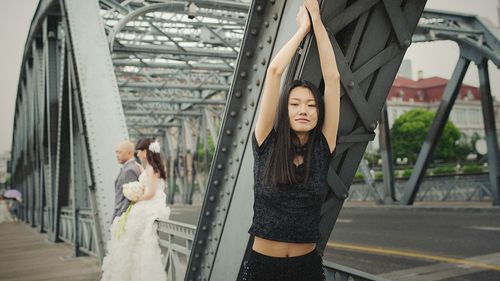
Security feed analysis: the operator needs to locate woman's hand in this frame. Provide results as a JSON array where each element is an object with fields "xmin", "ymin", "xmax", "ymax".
[
  {"xmin": 304, "ymin": 0, "xmax": 321, "ymax": 21},
  {"xmin": 296, "ymin": 5, "xmax": 311, "ymax": 32}
]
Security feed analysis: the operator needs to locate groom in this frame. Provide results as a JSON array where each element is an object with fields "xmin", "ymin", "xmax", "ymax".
[{"xmin": 113, "ymin": 141, "xmax": 142, "ymax": 220}]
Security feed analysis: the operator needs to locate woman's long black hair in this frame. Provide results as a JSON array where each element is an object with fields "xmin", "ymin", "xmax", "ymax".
[
  {"xmin": 135, "ymin": 138, "xmax": 167, "ymax": 180},
  {"xmin": 264, "ymin": 80, "xmax": 325, "ymax": 186}
]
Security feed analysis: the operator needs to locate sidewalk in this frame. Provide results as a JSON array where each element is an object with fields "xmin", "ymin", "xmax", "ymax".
[{"xmin": 0, "ymin": 222, "xmax": 101, "ymax": 281}]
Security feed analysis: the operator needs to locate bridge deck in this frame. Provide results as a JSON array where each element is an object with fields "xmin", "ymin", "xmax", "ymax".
[{"xmin": 0, "ymin": 222, "xmax": 100, "ymax": 281}]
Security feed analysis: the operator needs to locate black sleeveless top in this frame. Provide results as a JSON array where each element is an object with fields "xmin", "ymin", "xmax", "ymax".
[{"xmin": 249, "ymin": 130, "xmax": 334, "ymax": 243}]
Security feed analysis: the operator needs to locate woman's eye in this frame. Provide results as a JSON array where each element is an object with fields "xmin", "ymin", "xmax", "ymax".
[
  {"xmin": 290, "ymin": 103, "xmax": 298, "ymax": 106},
  {"xmin": 308, "ymin": 104, "xmax": 316, "ymax": 107}
]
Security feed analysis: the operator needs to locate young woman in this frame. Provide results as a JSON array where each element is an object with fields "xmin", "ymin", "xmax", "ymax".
[
  {"xmin": 101, "ymin": 138, "xmax": 170, "ymax": 281},
  {"xmin": 241, "ymin": 1, "xmax": 340, "ymax": 280}
]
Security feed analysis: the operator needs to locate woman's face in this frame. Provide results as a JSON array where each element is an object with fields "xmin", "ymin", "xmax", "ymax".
[
  {"xmin": 288, "ymin": 86, "xmax": 318, "ymax": 133},
  {"xmin": 136, "ymin": 149, "xmax": 147, "ymax": 162}
]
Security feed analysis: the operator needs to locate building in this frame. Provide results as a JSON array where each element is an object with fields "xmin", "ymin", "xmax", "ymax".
[{"xmin": 367, "ymin": 74, "xmax": 500, "ymax": 151}]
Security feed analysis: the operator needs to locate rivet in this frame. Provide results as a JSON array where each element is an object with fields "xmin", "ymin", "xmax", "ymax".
[
  {"xmin": 260, "ymin": 59, "xmax": 266, "ymax": 65},
  {"xmin": 245, "ymin": 120, "xmax": 250, "ymax": 126},
  {"xmin": 253, "ymin": 64, "xmax": 258, "ymax": 71},
  {"xmin": 195, "ymin": 253, "xmax": 200, "ymax": 258},
  {"xmin": 218, "ymin": 221, "xmax": 222, "ymax": 226},
  {"xmin": 404, "ymin": 39, "xmax": 411, "ymax": 47},
  {"xmin": 271, "ymin": 0, "xmax": 276, "ymax": 4},
  {"xmin": 226, "ymin": 129, "xmax": 232, "ymax": 135},
  {"xmin": 251, "ymin": 28, "xmax": 258, "ymax": 35},
  {"xmin": 370, "ymin": 122, "xmax": 378, "ymax": 130},
  {"xmin": 205, "ymin": 211, "xmax": 211, "ymax": 216},
  {"xmin": 233, "ymin": 142, "xmax": 237, "ymax": 147},
  {"xmin": 230, "ymin": 173, "xmax": 235, "ymax": 179},
  {"xmin": 273, "ymin": 13, "xmax": 278, "ymax": 20},
  {"xmin": 216, "ymin": 207, "xmax": 220, "ymax": 213},
  {"xmin": 243, "ymin": 105, "xmax": 247, "ymax": 111},
  {"xmin": 235, "ymin": 91, "xmax": 242, "ymax": 98},
  {"xmin": 217, "ymin": 164, "xmax": 222, "ymax": 169},
  {"xmin": 240, "ymin": 138, "xmax": 244, "ymax": 144},
  {"xmin": 202, "ymin": 225, "xmax": 208, "ymax": 230},
  {"xmin": 230, "ymin": 111, "xmax": 237, "ymax": 117},
  {"xmin": 226, "ymin": 190, "xmax": 231, "ymax": 195},
  {"xmin": 267, "ymin": 36, "xmax": 272, "ymax": 43},
  {"xmin": 240, "ymin": 71, "xmax": 247, "ymax": 78},
  {"xmin": 264, "ymin": 21, "xmax": 269, "ymax": 28},
  {"xmin": 259, "ymin": 44, "xmax": 264, "ymax": 50},
  {"xmin": 222, "ymin": 207, "xmax": 227, "ymax": 211},
  {"xmin": 348, "ymin": 81, "xmax": 355, "ymax": 88},
  {"xmin": 250, "ymin": 101, "xmax": 255, "ymax": 107},
  {"xmin": 238, "ymin": 124, "xmax": 243, "ymax": 130},
  {"xmin": 256, "ymin": 5, "xmax": 263, "ymax": 12},
  {"xmin": 213, "ymin": 180, "xmax": 219, "ymax": 186},
  {"xmin": 229, "ymin": 160, "xmax": 233, "ymax": 164},
  {"xmin": 209, "ymin": 196, "xmax": 215, "ymax": 201},
  {"xmin": 235, "ymin": 157, "xmax": 240, "ymax": 162},
  {"xmin": 221, "ymin": 147, "xmax": 227, "ymax": 152},
  {"xmin": 245, "ymin": 51, "xmax": 253, "ymax": 57},
  {"xmin": 191, "ymin": 267, "xmax": 197, "ymax": 272},
  {"xmin": 256, "ymin": 80, "xmax": 261, "ymax": 86},
  {"xmin": 212, "ymin": 222, "xmax": 217, "ymax": 227}
]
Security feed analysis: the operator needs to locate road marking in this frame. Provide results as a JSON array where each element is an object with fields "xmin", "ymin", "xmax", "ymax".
[
  {"xmin": 327, "ymin": 242, "xmax": 500, "ymax": 272},
  {"xmin": 336, "ymin": 219, "xmax": 353, "ymax": 223},
  {"xmin": 466, "ymin": 226, "xmax": 500, "ymax": 231}
]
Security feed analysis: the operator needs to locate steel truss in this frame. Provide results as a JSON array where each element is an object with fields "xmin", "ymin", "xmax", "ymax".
[
  {"xmin": 98, "ymin": 0, "xmax": 250, "ymax": 204},
  {"xmin": 377, "ymin": 9, "xmax": 500, "ymax": 205}
]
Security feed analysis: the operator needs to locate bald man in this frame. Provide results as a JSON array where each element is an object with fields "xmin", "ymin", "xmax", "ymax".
[{"xmin": 113, "ymin": 141, "xmax": 142, "ymax": 220}]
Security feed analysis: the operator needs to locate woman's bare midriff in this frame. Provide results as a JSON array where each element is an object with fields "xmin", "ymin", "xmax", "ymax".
[{"xmin": 252, "ymin": 236, "xmax": 316, "ymax": 257}]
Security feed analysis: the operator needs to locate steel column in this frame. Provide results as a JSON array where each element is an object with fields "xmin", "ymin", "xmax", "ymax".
[{"xmin": 478, "ymin": 59, "xmax": 500, "ymax": 205}]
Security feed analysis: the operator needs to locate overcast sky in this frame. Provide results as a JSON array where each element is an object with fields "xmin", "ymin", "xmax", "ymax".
[{"xmin": 0, "ymin": 0, "xmax": 499, "ymax": 155}]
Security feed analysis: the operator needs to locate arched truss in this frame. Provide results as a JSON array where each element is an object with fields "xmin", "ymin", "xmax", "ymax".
[
  {"xmin": 381, "ymin": 9, "xmax": 500, "ymax": 205},
  {"xmin": 99, "ymin": 0, "xmax": 249, "ymax": 140}
]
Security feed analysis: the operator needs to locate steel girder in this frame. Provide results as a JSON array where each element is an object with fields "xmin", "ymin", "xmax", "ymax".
[
  {"xmin": 185, "ymin": 0, "xmax": 427, "ymax": 280},
  {"xmin": 11, "ymin": 0, "xmax": 130, "ymax": 260}
]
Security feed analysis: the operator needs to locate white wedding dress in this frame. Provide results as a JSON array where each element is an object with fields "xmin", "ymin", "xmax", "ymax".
[{"xmin": 101, "ymin": 171, "xmax": 171, "ymax": 281}]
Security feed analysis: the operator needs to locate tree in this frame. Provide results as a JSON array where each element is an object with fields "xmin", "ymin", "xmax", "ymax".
[{"xmin": 390, "ymin": 109, "xmax": 464, "ymax": 164}]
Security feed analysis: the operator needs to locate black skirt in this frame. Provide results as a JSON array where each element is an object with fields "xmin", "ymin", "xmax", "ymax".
[{"xmin": 239, "ymin": 248, "xmax": 325, "ymax": 281}]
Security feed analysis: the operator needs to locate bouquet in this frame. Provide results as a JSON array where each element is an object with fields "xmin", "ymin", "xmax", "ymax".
[
  {"xmin": 122, "ymin": 181, "xmax": 144, "ymax": 202},
  {"xmin": 116, "ymin": 181, "xmax": 144, "ymax": 239}
]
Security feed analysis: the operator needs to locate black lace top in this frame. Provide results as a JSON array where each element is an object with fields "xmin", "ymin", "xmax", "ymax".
[{"xmin": 249, "ymin": 130, "xmax": 334, "ymax": 243}]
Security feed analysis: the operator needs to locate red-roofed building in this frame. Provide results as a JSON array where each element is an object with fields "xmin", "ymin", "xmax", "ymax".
[
  {"xmin": 367, "ymin": 75, "xmax": 500, "ymax": 151},
  {"xmin": 386, "ymin": 75, "xmax": 499, "ymax": 135}
]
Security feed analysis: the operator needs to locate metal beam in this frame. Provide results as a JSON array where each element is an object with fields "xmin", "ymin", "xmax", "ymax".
[
  {"xmin": 403, "ymin": 55, "xmax": 470, "ymax": 205},
  {"xmin": 478, "ymin": 58, "xmax": 500, "ymax": 205}
]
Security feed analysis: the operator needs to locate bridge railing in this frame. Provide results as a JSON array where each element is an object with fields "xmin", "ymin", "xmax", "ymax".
[
  {"xmin": 55, "ymin": 209, "xmax": 382, "ymax": 280},
  {"xmin": 58, "ymin": 207, "xmax": 97, "ymax": 256}
]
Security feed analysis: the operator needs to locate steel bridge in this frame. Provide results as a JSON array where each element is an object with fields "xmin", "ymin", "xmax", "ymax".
[{"xmin": 8, "ymin": 0, "xmax": 500, "ymax": 280}]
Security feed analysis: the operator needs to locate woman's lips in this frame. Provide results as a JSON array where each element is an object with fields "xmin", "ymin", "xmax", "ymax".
[{"xmin": 296, "ymin": 119, "xmax": 309, "ymax": 123}]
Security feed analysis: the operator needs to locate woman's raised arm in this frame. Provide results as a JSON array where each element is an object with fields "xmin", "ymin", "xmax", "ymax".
[
  {"xmin": 305, "ymin": 0, "xmax": 340, "ymax": 153},
  {"xmin": 254, "ymin": 6, "xmax": 311, "ymax": 145}
]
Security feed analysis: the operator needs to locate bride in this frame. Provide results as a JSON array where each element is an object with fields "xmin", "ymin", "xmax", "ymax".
[{"xmin": 101, "ymin": 138, "xmax": 171, "ymax": 281}]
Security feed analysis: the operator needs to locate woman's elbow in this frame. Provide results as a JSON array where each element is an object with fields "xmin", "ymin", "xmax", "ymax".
[{"xmin": 267, "ymin": 64, "xmax": 283, "ymax": 77}]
